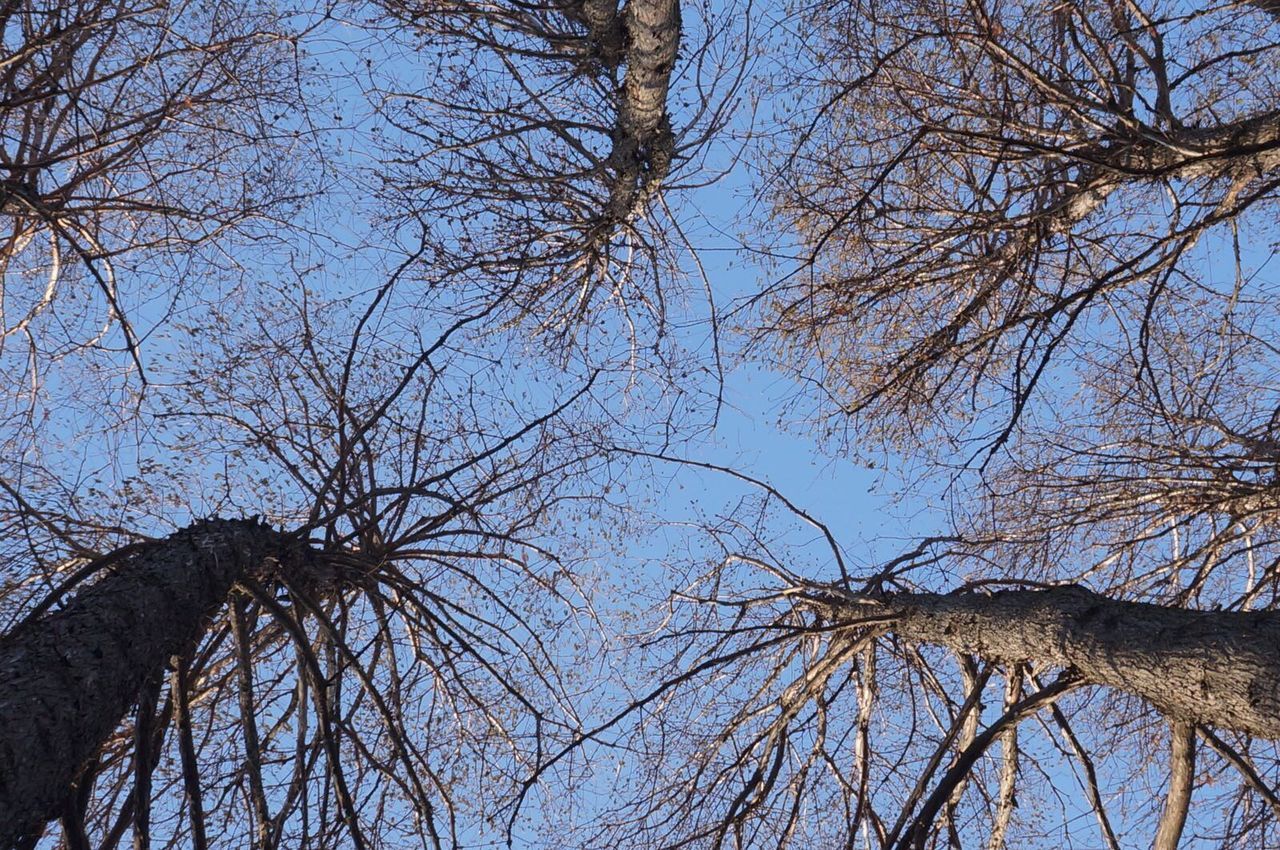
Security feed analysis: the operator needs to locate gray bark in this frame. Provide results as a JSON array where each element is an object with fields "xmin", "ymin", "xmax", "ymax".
[
  {"xmin": 564, "ymin": 0, "xmax": 681, "ymax": 229},
  {"xmin": 1002, "ymin": 109, "xmax": 1280, "ymax": 256},
  {"xmin": 607, "ymin": 0, "xmax": 680, "ymax": 215},
  {"xmin": 564, "ymin": 0, "xmax": 626, "ymax": 67},
  {"xmin": 819, "ymin": 585, "xmax": 1280, "ymax": 738},
  {"xmin": 1099, "ymin": 110, "xmax": 1280, "ymax": 179},
  {"xmin": 0, "ymin": 518, "xmax": 311, "ymax": 846}
]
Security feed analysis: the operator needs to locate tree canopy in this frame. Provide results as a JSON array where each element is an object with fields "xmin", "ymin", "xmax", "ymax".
[{"xmin": 2, "ymin": 0, "xmax": 1280, "ymax": 848}]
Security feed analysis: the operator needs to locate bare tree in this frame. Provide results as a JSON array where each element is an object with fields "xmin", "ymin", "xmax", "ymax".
[
  {"xmin": 754, "ymin": 0, "xmax": 1280, "ymax": 457},
  {"xmin": 542, "ymin": 1, "xmax": 1280, "ymax": 847},
  {"xmin": 362, "ymin": 0, "xmax": 746, "ymax": 350},
  {"xmin": 0, "ymin": 269, "xmax": 612, "ymax": 847},
  {"xmin": 0, "ymin": 1, "xmax": 695, "ymax": 845},
  {"xmin": 16, "ymin": 0, "xmax": 1280, "ymax": 847},
  {"xmin": 557, "ymin": 513, "xmax": 1280, "ymax": 848},
  {"xmin": 0, "ymin": 0, "xmax": 311, "ymax": 387}
]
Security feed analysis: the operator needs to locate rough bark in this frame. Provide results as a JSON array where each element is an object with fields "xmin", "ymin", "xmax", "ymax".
[
  {"xmin": 1094, "ymin": 110, "xmax": 1280, "ymax": 179},
  {"xmin": 608, "ymin": 0, "xmax": 680, "ymax": 213},
  {"xmin": 564, "ymin": 0, "xmax": 681, "ymax": 230},
  {"xmin": 563, "ymin": 0, "xmax": 626, "ymax": 67},
  {"xmin": 0, "ymin": 518, "xmax": 313, "ymax": 846},
  {"xmin": 818, "ymin": 585, "xmax": 1280, "ymax": 738}
]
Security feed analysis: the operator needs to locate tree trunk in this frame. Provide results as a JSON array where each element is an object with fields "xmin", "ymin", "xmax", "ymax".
[
  {"xmin": 613, "ymin": 0, "xmax": 680, "ymax": 193},
  {"xmin": 819, "ymin": 585, "xmax": 1280, "ymax": 738},
  {"xmin": 0, "ymin": 518, "xmax": 310, "ymax": 846},
  {"xmin": 564, "ymin": 0, "xmax": 680, "ymax": 227}
]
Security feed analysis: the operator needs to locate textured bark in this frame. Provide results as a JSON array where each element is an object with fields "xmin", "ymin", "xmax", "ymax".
[
  {"xmin": 820, "ymin": 585, "xmax": 1280, "ymax": 738},
  {"xmin": 0, "ymin": 518, "xmax": 312, "ymax": 846},
  {"xmin": 611, "ymin": 0, "xmax": 680, "ymax": 200},
  {"xmin": 564, "ymin": 0, "xmax": 626, "ymax": 67},
  {"xmin": 1097, "ymin": 110, "xmax": 1280, "ymax": 179},
  {"xmin": 564, "ymin": 0, "xmax": 680, "ymax": 229}
]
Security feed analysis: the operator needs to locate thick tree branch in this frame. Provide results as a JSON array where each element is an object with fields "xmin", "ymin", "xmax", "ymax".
[
  {"xmin": 809, "ymin": 584, "xmax": 1280, "ymax": 737},
  {"xmin": 563, "ymin": 0, "xmax": 626, "ymax": 66},
  {"xmin": 608, "ymin": 0, "xmax": 680, "ymax": 216}
]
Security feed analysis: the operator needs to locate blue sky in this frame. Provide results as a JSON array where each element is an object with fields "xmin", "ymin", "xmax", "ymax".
[{"xmin": 13, "ymin": 1, "xmax": 1280, "ymax": 845}]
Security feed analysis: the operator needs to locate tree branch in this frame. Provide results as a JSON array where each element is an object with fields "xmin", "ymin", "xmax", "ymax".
[
  {"xmin": 1153, "ymin": 721, "xmax": 1195, "ymax": 850},
  {"xmin": 808, "ymin": 584, "xmax": 1280, "ymax": 737}
]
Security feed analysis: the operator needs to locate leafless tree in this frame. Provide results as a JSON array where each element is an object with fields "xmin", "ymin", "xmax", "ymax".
[
  {"xmin": 0, "ymin": 1, "xmax": 703, "ymax": 845},
  {"xmin": 362, "ymin": 0, "xmax": 747, "ymax": 352},
  {"xmin": 0, "ymin": 267, "xmax": 615, "ymax": 847},
  {"xmin": 556, "ymin": 498, "xmax": 1280, "ymax": 849},
  {"xmin": 545, "ymin": 1, "xmax": 1280, "ymax": 847},
  {"xmin": 755, "ymin": 0, "xmax": 1280, "ymax": 458},
  {"xmin": 16, "ymin": 0, "xmax": 1280, "ymax": 847},
  {"xmin": 0, "ymin": 0, "xmax": 312, "ymax": 388}
]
